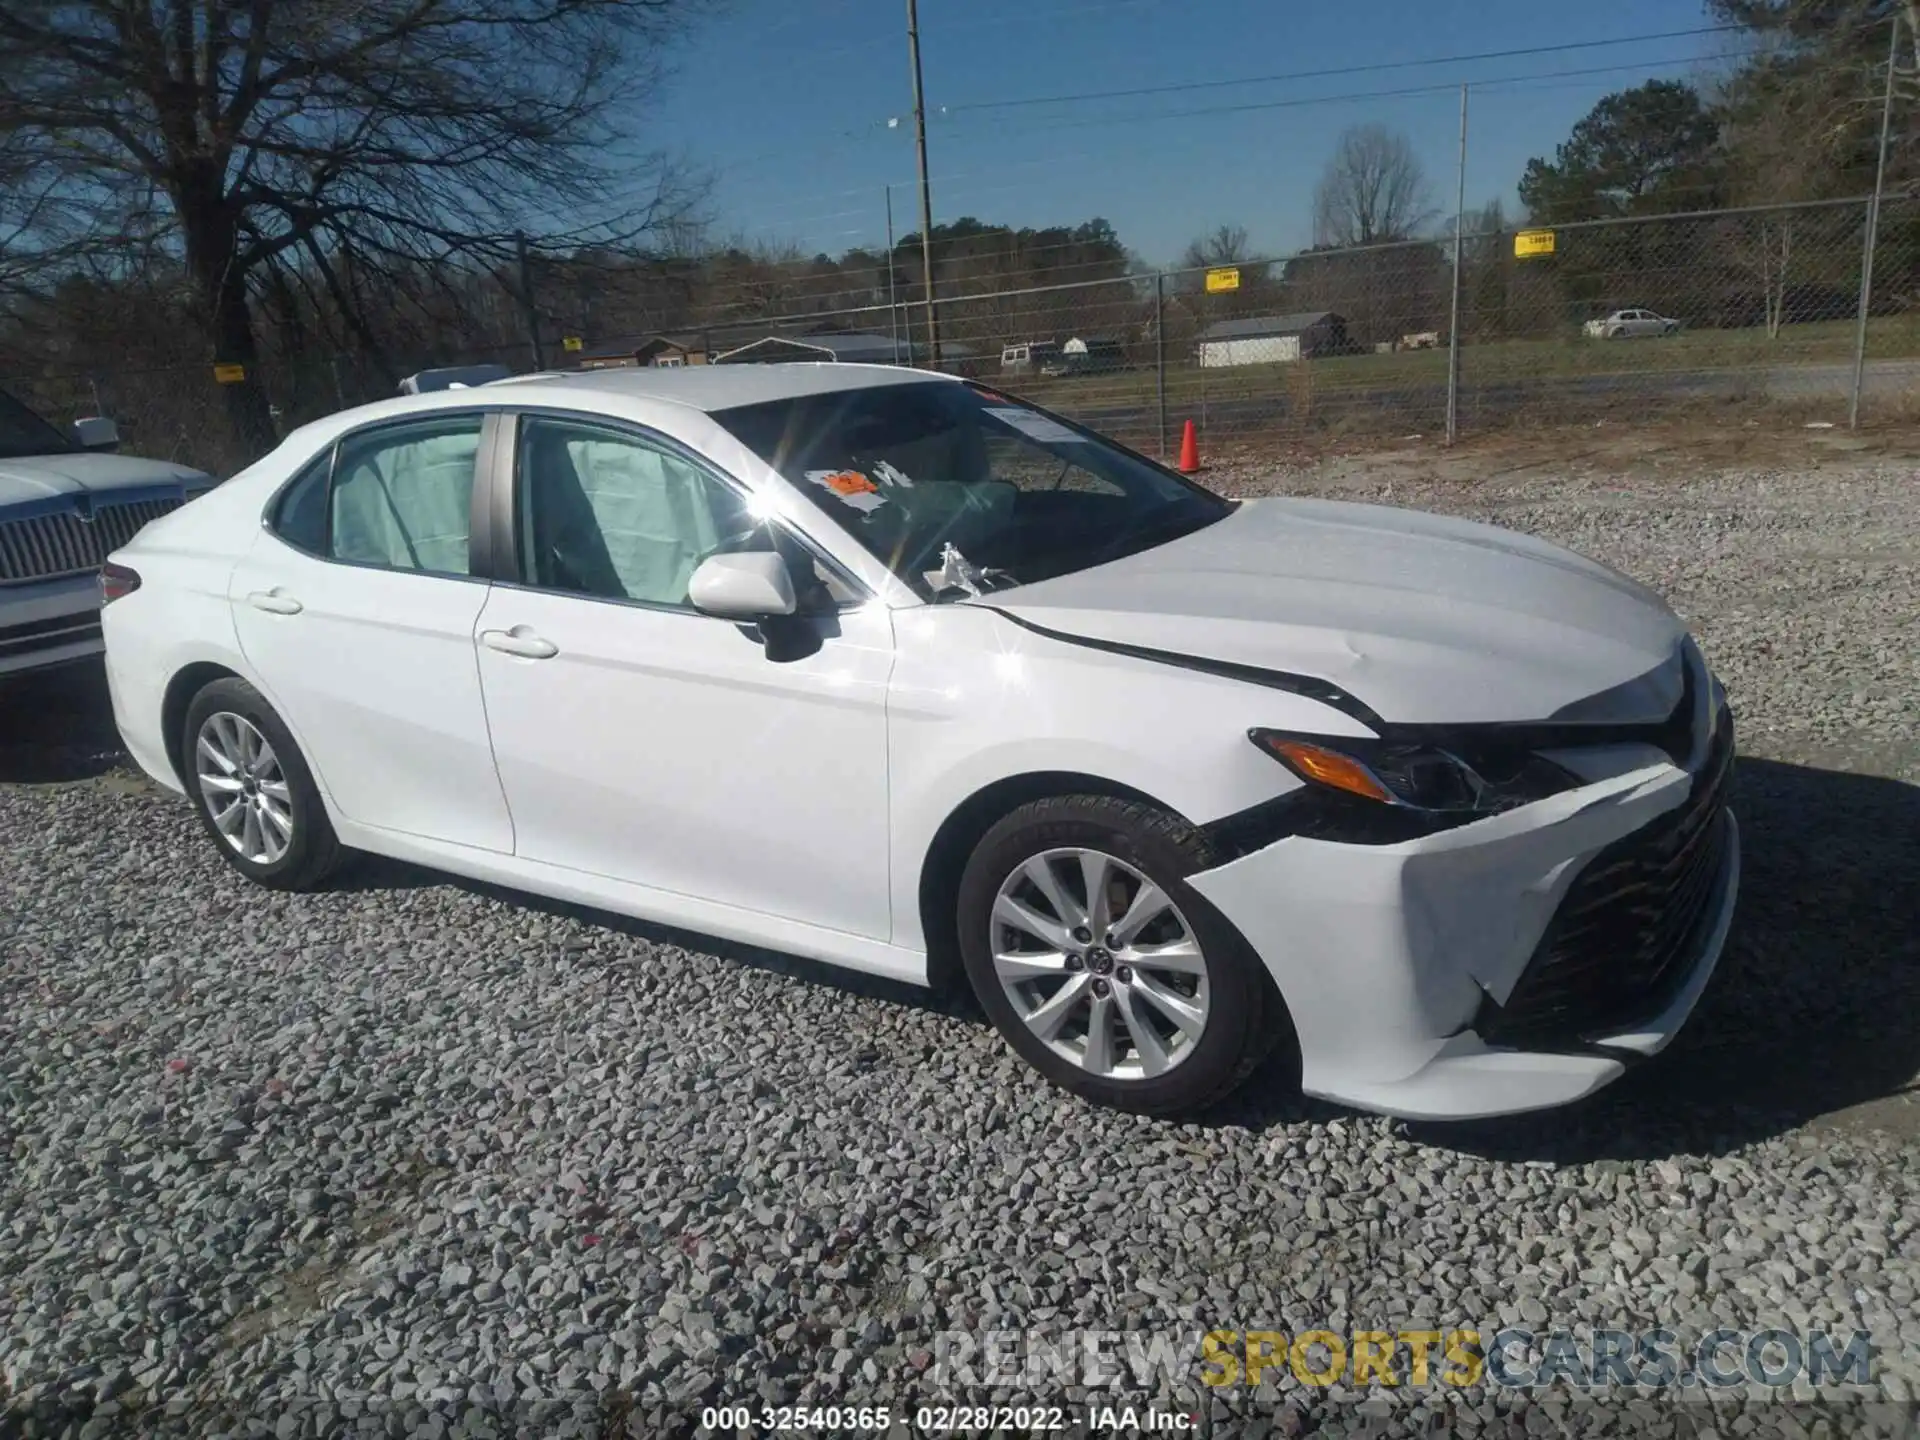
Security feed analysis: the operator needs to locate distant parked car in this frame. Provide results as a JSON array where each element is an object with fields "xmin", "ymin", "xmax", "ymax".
[
  {"xmin": 1041, "ymin": 337, "xmax": 1126, "ymax": 377},
  {"xmin": 999, "ymin": 341, "xmax": 1060, "ymax": 376},
  {"xmin": 1584, "ymin": 309, "xmax": 1681, "ymax": 340},
  {"xmin": 398, "ymin": 365, "xmax": 514, "ymax": 394},
  {"xmin": 1039, "ymin": 352, "xmax": 1122, "ymax": 379},
  {"xmin": 1, "ymin": 386, "xmax": 214, "ymax": 678}
]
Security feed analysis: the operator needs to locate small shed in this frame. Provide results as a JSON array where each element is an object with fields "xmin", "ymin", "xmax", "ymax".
[
  {"xmin": 1197, "ymin": 312, "xmax": 1348, "ymax": 368},
  {"xmin": 576, "ymin": 333, "xmax": 711, "ymax": 370}
]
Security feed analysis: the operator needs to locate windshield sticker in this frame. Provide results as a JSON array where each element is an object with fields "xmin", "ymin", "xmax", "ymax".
[
  {"xmin": 871, "ymin": 459, "xmax": 916, "ymax": 488},
  {"xmin": 984, "ymin": 407, "xmax": 1086, "ymax": 444},
  {"xmin": 806, "ymin": 468, "xmax": 888, "ymax": 513}
]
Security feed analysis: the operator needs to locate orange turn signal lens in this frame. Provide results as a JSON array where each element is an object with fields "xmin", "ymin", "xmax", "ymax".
[{"xmin": 1258, "ymin": 737, "xmax": 1396, "ymax": 805}]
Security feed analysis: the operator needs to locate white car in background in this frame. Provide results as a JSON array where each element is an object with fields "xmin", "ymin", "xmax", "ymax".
[
  {"xmin": 1, "ymin": 387, "xmax": 215, "ymax": 678},
  {"xmin": 1584, "ymin": 308, "xmax": 1682, "ymax": 339},
  {"xmin": 99, "ymin": 366, "xmax": 1738, "ymax": 1120}
]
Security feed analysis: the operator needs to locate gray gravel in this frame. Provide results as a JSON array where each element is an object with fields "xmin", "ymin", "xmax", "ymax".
[{"xmin": 3, "ymin": 449, "xmax": 1919, "ymax": 1437}]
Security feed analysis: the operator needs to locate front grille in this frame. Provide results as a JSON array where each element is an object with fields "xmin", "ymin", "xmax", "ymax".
[
  {"xmin": 0, "ymin": 496, "xmax": 181, "ymax": 585},
  {"xmin": 1478, "ymin": 706, "xmax": 1735, "ymax": 1049}
]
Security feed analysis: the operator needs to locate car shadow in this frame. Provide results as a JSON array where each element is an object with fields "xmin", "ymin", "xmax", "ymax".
[
  {"xmin": 361, "ymin": 756, "xmax": 1920, "ymax": 1152},
  {"xmin": 1352, "ymin": 756, "xmax": 1917, "ymax": 1159},
  {"xmin": 422, "ymin": 874, "xmax": 971, "ymax": 1017},
  {"xmin": 0, "ymin": 661, "xmax": 127, "ymax": 784}
]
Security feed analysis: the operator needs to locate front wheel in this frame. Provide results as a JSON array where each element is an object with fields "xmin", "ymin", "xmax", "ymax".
[
  {"xmin": 182, "ymin": 677, "xmax": 345, "ymax": 891},
  {"xmin": 956, "ymin": 795, "xmax": 1288, "ymax": 1115}
]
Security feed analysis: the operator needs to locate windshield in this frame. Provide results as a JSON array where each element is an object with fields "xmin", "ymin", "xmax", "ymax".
[
  {"xmin": 712, "ymin": 381, "xmax": 1230, "ymax": 598},
  {"xmin": 0, "ymin": 389, "xmax": 74, "ymax": 461}
]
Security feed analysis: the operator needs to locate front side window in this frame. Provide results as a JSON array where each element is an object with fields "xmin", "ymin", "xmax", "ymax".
[
  {"xmin": 514, "ymin": 416, "xmax": 774, "ymax": 609},
  {"xmin": 712, "ymin": 381, "xmax": 1230, "ymax": 598},
  {"xmin": 328, "ymin": 416, "xmax": 482, "ymax": 574}
]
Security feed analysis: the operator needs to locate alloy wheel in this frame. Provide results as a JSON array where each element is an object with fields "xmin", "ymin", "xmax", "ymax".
[
  {"xmin": 194, "ymin": 711, "xmax": 294, "ymax": 865},
  {"xmin": 990, "ymin": 847, "xmax": 1211, "ymax": 1079}
]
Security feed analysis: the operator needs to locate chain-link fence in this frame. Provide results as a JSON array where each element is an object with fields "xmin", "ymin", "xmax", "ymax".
[{"xmin": 8, "ymin": 195, "xmax": 1920, "ymax": 476}]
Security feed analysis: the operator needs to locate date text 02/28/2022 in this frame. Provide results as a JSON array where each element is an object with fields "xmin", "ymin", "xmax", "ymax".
[{"xmin": 697, "ymin": 1403, "xmax": 1199, "ymax": 1432}]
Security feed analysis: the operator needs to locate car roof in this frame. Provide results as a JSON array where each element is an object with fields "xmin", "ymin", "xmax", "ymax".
[
  {"xmin": 481, "ymin": 362, "xmax": 958, "ymax": 413},
  {"xmin": 266, "ymin": 362, "xmax": 968, "ymax": 469}
]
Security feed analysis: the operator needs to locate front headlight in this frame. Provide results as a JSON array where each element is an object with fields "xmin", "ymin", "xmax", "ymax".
[{"xmin": 1248, "ymin": 729, "xmax": 1580, "ymax": 819}]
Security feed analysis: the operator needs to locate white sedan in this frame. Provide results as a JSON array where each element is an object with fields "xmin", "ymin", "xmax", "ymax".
[
  {"xmin": 1583, "ymin": 308, "xmax": 1682, "ymax": 339},
  {"xmin": 100, "ymin": 365, "xmax": 1738, "ymax": 1119}
]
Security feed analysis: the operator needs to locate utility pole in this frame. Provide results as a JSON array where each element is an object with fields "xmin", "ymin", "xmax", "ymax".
[
  {"xmin": 886, "ymin": 185, "xmax": 902, "ymax": 364},
  {"xmin": 1851, "ymin": 15, "xmax": 1901, "ymax": 429},
  {"xmin": 1445, "ymin": 84, "xmax": 1468, "ymax": 446},
  {"xmin": 906, "ymin": 0, "xmax": 942, "ymax": 368},
  {"xmin": 515, "ymin": 231, "xmax": 547, "ymax": 372}
]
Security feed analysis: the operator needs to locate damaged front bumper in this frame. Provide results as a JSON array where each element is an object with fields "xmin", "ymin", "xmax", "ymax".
[{"xmin": 1188, "ymin": 704, "xmax": 1739, "ymax": 1123}]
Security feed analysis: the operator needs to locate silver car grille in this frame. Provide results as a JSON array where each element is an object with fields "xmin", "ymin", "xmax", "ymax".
[{"xmin": 0, "ymin": 497, "xmax": 182, "ymax": 585}]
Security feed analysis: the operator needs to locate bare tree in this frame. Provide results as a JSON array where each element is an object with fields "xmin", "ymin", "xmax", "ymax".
[
  {"xmin": 0, "ymin": 0, "xmax": 705, "ymax": 454},
  {"xmin": 1179, "ymin": 224, "xmax": 1252, "ymax": 270},
  {"xmin": 1312, "ymin": 125, "xmax": 1438, "ymax": 248}
]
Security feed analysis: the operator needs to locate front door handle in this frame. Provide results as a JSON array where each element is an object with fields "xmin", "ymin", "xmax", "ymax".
[
  {"xmin": 480, "ymin": 627, "xmax": 558, "ymax": 660},
  {"xmin": 246, "ymin": 589, "xmax": 303, "ymax": 615}
]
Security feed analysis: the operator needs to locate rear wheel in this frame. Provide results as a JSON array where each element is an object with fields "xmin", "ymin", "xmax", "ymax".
[
  {"xmin": 957, "ymin": 794, "xmax": 1288, "ymax": 1115},
  {"xmin": 182, "ymin": 677, "xmax": 344, "ymax": 891}
]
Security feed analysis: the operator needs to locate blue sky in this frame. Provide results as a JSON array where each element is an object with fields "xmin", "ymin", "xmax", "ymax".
[{"xmin": 642, "ymin": 0, "xmax": 1728, "ymax": 266}]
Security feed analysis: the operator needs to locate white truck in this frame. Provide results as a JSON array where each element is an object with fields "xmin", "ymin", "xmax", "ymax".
[{"xmin": 1, "ymin": 387, "xmax": 215, "ymax": 678}]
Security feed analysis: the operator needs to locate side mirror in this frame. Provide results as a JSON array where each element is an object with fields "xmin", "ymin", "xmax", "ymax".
[
  {"xmin": 71, "ymin": 416, "xmax": 120, "ymax": 452},
  {"xmin": 688, "ymin": 551, "xmax": 797, "ymax": 620}
]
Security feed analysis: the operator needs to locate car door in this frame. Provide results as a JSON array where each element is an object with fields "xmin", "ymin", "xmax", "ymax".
[
  {"xmin": 471, "ymin": 411, "xmax": 896, "ymax": 939},
  {"xmin": 227, "ymin": 410, "xmax": 515, "ymax": 852}
]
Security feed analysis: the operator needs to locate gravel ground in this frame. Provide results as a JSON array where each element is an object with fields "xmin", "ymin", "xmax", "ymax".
[{"xmin": 3, "ymin": 444, "xmax": 1918, "ymax": 1438}]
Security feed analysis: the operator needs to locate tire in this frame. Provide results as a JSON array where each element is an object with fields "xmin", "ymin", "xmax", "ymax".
[
  {"xmin": 181, "ymin": 677, "xmax": 345, "ymax": 891},
  {"xmin": 956, "ymin": 794, "xmax": 1290, "ymax": 1115}
]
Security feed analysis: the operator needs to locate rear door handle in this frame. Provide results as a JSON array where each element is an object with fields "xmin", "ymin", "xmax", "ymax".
[
  {"xmin": 480, "ymin": 627, "xmax": 558, "ymax": 660},
  {"xmin": 246, "ymin": 589, "xmax": 303, "ymax": 615}
]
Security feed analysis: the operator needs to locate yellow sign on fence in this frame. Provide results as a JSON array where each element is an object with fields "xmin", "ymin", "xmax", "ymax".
[
  {"xmin": 1205, "ymin": 267, "xmax": 1241, "ymax": 293},
  {"xmin": 562, "ymin": 335, "xmax": 584, "ymax": 352},
  {"xmin": 212, "ymin": 363, "xmax": 246, "ymax": 384},
  {"xmin": 1514, "ymin": 229, "xmax": 1556, "ymax": 259}
]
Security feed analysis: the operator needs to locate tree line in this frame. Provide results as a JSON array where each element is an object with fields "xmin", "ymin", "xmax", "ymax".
[{"xmin": 0, "ymin": 0, "xmax": 1910, "ymax": 464}]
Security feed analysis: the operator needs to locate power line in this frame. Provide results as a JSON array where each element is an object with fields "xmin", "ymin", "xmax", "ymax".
[
  {"xmin": 935, "ymin": 24, "xmax": 1747, "ymax": 115},
  {"xmin": 694, "ymin": 26, "xmax": 1765, "ymax": 231},
  {"xmin": 710, "ymin": 53, "xmax": 1734, "ymax": 249},
  {"xmin": 932, "ymin": 52, "xmax": 1749, "ymax": 137}
]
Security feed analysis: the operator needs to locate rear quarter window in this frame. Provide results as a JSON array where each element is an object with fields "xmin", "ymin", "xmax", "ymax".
[{"xmin": 270, "ymin": 452, "xmax": 331, "ymax": 554}]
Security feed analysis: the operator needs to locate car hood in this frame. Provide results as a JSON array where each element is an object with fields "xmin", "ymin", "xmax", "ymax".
[
  {"xmin": 987, "ymin": 497, "xmax": 1689, "ymax": 726},
  {"xmin": 0, "ymin": 452, "xmax": 211, "ymax": 507}
]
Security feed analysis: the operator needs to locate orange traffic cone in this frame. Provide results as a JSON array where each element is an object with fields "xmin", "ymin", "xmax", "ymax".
[{"xmin": 1178, "ymin": 419, "xmax": 1200, "ymax": 474}]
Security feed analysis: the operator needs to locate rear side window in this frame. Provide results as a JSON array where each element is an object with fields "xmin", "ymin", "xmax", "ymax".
[
  {"xmin": 331, "ymin": 417, "xmax": 482, "ymax": 574},
  {"xmin": 267, "ymin": 415, "xmax": 484, "ymax": 575}
]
